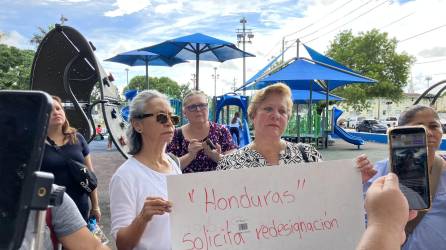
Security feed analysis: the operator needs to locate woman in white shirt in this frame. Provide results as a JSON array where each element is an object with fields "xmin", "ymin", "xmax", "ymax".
[{"xmin": 109, "ymin": 90, "xmax": 181, "ymax": 250}]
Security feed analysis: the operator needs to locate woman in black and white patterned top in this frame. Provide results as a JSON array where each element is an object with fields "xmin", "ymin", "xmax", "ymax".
[{"xmin": 217, "ymin": 83, "xmax": 323, "ymax": 170}]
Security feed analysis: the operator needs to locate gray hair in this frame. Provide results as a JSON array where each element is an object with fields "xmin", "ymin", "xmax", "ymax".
[
  {"xmin": 398, "ymin": 105, "xmax": 440, "ymax": 126},
  {"xmin": 183, "ymin": 90, "xmax": 208, "ymax": 107},
  {"xmin": 126, "ymin": 90, "xmax": 169, "ymax": 155}
]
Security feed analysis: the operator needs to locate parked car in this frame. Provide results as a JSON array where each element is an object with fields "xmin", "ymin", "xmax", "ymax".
[
  {"xmin": 347, "ymin": 116, "xmax": 366, "ymax": 129},
  {"xmin": 438, "ymin": 113, "xmax": 446, "ymax": 133},
  {"xmin": 356, "ymin": 119, "xmax": 388, "ymax": 133},
  {"xmin": 381, "ymin": 116, "xmax": 398, "ymax": 127}
]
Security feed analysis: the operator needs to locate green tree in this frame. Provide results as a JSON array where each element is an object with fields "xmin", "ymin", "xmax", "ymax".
[
  {"xmin": 30, "ymin": 25, "xmax": 55, "ymax": 47},
  {"xmin": 326, "ymin": 29, "xmax": 414, "ymax": 112},
  {"xmin": 123, "ymin": 76, "xmax": 189, "ymax": 99},
  {"xmin": 0, "ymin": 44, "xmax": 35, "ymax": 90}
]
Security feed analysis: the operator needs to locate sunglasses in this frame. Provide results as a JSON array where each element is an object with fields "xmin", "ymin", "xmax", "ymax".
[
  {"xmin": 136, "ymin": 113, "xmax": 180, "ymax": 125},
  {"xmin": 186, "ymin": 103, "xmax": 208, "ymax": 112}
]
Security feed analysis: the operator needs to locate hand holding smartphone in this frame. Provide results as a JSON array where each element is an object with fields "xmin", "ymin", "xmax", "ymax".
[
  {"xmin": 205, "ymin": 138, "xmax": 216, "ymax": 150},
  {"xmin": 388, "ymin": 126, "xmax": 431, "ymax": 210}
]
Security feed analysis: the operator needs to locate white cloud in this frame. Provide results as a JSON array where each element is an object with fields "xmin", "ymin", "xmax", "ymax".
[
  {"xmin": 104, "ymin": 0, "xmax": 151, "ymax": 17},
  {"xmin": 418, "ymin": 47, "xmax": 446, "ymax": 58},
  {"xmin": 0, "ymin": 31, "xmax": 29, "ymax": 49},
  {"xmin": 154, "ymin": 1, "xmax": 183, "ymax": 14},
  {"xmin": 44, "ymin": 0, "xmax": 91, "ymax": 3},
  {"xmin": 86, "ymin": 0, "xmax": 446, "ymax": 95}
]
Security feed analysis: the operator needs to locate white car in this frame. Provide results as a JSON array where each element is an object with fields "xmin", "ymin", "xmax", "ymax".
[
  {"xmin": 347, "ymin": 116, "xmax": 366, "ymax": 129},
  {"xmin": 381, "ymin": 117, "xmax": 398, "ymax": 127}
]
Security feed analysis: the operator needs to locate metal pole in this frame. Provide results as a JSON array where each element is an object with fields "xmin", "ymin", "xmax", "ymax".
[
  {"xmin": 296, "ymin": 39, "xmax": 300, "ymax": 58},
  {"xmin": 125, "ymin": 68, "xmax": 129, "ymax": 85},
  {"xmin": 325, "ymin": 82, "xmax": 329, "ymax": 148},
  {"xmin": 214, "ymin": 67, "xmax": 217, "ymax": 97},
  {"xmin": 282, "ymin": 37, "xmax": 285, "ymax": 63},
  {"xmin": 309, "ymin": 83, "xmax": 313, "ymax": 135},
  {"xmin": 242, "ymin": 18, "xmax": 246, "ymax": 96},
  {"xmin": 145, "ymin": 59, "xmax": 149, "ymax": 90},
  {"xmin": 195, "ymin": 53, "xmax": 199, "ymax": 90}
]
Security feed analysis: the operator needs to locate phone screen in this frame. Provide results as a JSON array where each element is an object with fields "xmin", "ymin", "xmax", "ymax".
[
  {"xmin": 0, "ymin": 91, "xmax": 51, "ymax": 249},
  {"xmin": 390, "ymin": 128, "xmax": 430, "ymax": 210}
]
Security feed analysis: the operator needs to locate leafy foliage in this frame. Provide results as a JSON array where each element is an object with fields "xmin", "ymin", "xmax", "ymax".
[
  {"xmin": 30, "ymin": 25, "xmax": 55, "ymax": 47},
  {"xmin": 326, "ymin": 29, "xmax": 414, "ymax": 112},
  {"xmin": 123, "ymin": 76, "xmax": 190, "ymax": 99},
  {"xmin": 0, "ymin": 44, "xmax": 35, "ymax": 90}
]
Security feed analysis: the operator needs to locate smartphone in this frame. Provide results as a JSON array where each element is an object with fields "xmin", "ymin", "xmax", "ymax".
[
  {"xmin": 205, "ymin": 138, "xmax": 216, "ymax": 150},
  {"xmin": 388, "ymin": 126, "xmax": 431, "ymax": 210},
  {"xmin": 0, "ymin": 91, "xmax": 52, "ymax": 250}
]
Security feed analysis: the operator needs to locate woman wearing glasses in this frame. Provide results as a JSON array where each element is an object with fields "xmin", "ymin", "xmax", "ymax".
[
  {"xmin": 109, "ymin": 90, "xmax": 181, "ymax": 250},
  {"xmin": 167, "ymin": 90, "xmax": 237, "ymax": 173}
]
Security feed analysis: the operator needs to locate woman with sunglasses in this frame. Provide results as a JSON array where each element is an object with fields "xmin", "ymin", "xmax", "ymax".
[
  {"xmin": 109, "ymin": 90, "xmax": 181, "ymax": 250},
  {"xmin": 167, "ymin": 90, "xmax": 237, "ymax": 173}
]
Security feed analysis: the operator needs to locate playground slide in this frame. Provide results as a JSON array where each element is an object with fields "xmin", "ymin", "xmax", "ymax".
[
  {"xmin": 215, "ymin": 94, "xmax": 251, "ymax": 148},
  {"xmin": 332, "ymin": 107, "xmax": 365, "ymax": 148},
  {"xmin": 231, "ymin": 118, "xmax": 250, "ymax": 147}
]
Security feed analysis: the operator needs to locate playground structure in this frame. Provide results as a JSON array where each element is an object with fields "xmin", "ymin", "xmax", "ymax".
[
  {"xmin": 28, "ymin": 24, "xmax": 396, "ymax": 156},
  {"xmin": 30, "ymin": 25, "xmax": 130, "ymax": 158},
  {"xmin": 332, "ymin": 107, "xmax": 364, "ymax": 149},
  {"xmin": 238, "ymin": 43, "xmax": 376, "ymax": 149},
  {"xmin": 214, "ymin": 93, "xmax": 251, "ymax": 147}
]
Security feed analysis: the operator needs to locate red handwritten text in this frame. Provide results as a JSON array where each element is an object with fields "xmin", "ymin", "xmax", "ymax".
[
  {"xmin": 204, "ymin": 186, "xmax": 296, "ymax": 213},
  {"xmin": 182, "ymin": 220, "xmax": 246, "ymax": 250},
  {"xmin": 255, "ymin": 212, "xmax": 339, "ymax": 240}
]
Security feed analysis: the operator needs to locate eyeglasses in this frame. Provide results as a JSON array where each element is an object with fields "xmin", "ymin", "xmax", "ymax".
[
  {"xmin": 186, "ymin": 103, "xmax": 208, "ymax": 112},
  {"xmin": 136, "ymin": 113, "xmax": 180, "ymax": 125}
]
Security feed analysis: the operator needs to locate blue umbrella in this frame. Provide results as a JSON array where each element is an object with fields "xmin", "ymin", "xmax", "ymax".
[
  {"xmin": 292, "ymin": 89, "xmax": 343, "ymax": 104},
  {"xmin": 105, "ymin": 50, "xmax": 187, "ymax": 89},
  {"xmin": 139, "ymin": 33, "xmax": 255, "ymax": 90}
]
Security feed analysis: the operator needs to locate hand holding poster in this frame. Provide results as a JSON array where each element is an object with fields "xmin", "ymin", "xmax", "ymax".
[{"xmin": 167, "ymin": 159, "xmax": 365, "ymax": 250}]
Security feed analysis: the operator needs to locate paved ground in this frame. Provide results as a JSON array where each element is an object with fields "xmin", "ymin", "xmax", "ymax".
[
  {"xmin": 89, "ymin": 140, "xmax": 124, "ymax": 250},
  {"xmin": 89, "ymin": 138, "xmax": 391, "ymax": 249}
]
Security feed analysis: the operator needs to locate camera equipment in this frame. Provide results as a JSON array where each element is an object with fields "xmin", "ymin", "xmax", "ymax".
[{"xmin": 0, "ymin": 91, "xmax": 64, "ymax": 250}]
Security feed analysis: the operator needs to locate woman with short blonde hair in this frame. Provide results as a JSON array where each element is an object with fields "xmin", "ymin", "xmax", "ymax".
[
  {"xmin": 218, "ymin": 82, "xmax": 375, "ymax": 181},
  {"xmin": 167, "ymin": 90, "xmax": 237, "ymax": 173}
]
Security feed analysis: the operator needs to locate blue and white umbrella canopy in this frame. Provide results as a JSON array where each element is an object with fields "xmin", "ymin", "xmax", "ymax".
[
  {"xmin": 139, "ymin": 33, "xmax": 255, "ymax": 90},
  {"xmin": 105, "ymin": 50, "xmax": 187, "ymax": 88}
]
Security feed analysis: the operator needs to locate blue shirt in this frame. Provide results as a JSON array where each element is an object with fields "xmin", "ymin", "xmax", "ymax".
[{"xmin": 367, "ymin": 159, "xmax": 446, "ymax": 250}]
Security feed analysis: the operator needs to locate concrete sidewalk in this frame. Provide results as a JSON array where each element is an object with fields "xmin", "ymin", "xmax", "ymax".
[{"xmin": 90, "ymin": 138, "xmax": 389, "ymax": 249}]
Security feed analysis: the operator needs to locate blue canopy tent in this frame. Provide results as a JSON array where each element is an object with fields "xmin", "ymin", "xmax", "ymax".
[
  {"xmin": 291, "ymin": 90, "xmax": 343, "ymax": 103},
  {"xmin": 303, "ymin": 44, "xmax": 355, "ymax": 73},
  {"xmin": 139, "ymin": 33, "xmax": 255, "ymax": 90},
  {"xmin": 240, "ymin": 56, "xmax": 376, "ymax": 147}
]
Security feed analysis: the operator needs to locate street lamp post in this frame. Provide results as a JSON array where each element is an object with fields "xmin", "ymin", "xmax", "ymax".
[
  {"xmin": 236, "ymin": 17, "xmax": 254, "ymax": 95},
  {"xmin": 125, "ymin": 68, "xmax": 129, "ymax": 85},
  {"xmin": 426, "ymin": 76, "xmax": 432, "ymax": 88},
  {"xmin": 212, "ymin": 67, "xmax": 219, "ymax": 97}
]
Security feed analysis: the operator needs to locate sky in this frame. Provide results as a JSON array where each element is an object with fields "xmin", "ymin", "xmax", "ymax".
[{"xmin": 1, "ymin": 0, "xmax": 446, "ymax": 96}]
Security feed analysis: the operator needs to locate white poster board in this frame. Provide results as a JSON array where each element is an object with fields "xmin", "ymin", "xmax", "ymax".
[{"xmin": 167, "ymin": 159, "xmax": 365, "ymax": 250}]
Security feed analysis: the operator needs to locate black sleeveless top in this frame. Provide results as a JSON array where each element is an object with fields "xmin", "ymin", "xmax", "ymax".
[{"xmin": 41, "ymin": 133, "xmax": 90, "ymax": 221}]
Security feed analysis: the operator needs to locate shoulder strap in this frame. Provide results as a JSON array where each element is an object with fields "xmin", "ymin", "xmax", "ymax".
[
  {"xmin": 168, "ymin": 152, "xmax": 181, "ymax": 170},
  {"xmin": 405, "ymin": 155, "xmax": 444, "ymax": 234},
  {"xmin": 297, "ymin": 143, "xmax": 309, "ymax": 163},
  {"xmin": 47, "ymin": 136, "xmax": 79, "ymax": 164},
  {"xmin": 45, "ymin": 208, "xmax": 59, "ymax": 250}
]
